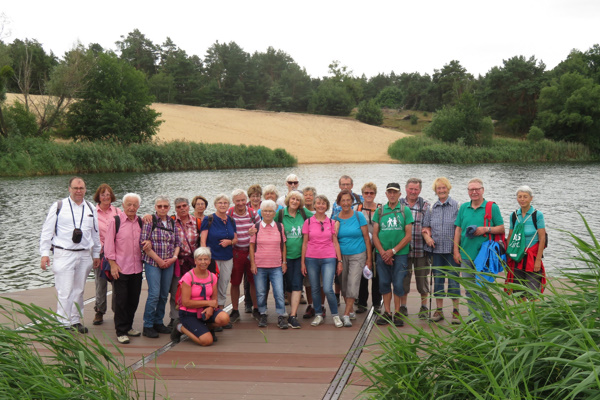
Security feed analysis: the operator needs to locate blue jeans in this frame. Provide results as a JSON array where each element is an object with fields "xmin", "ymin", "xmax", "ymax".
[
  {"xmin": 305, "ymin": 257, "xmax": 338, "ymax": 316},
  {"xmin": 143, "ymin": 263, "xmax": 174, "ymax": 328},
  {"xmin": 376, "ymin": 253, "xmax": 408, "ymax": 297},
  {"xmin": 461, "ymin": 260, "xmax": 492, "ymax": 322},
  {"xmin": 432, "ymin": 253, "xmax": 461, "ymax": 298},
  {"xmin": 254, "ymin": 267, "xmax": 286, "ymax": 316},
  {"xmin": 285, "ymin": 258, "xmax": 303, "ymax": 292}
]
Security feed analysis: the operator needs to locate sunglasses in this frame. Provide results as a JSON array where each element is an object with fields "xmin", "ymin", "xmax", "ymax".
[
  {"xmin": 287, "ymin": 181, "xmax": 299, "ymax": 185},
  {"xmin": 363, "ymin": 191, "xmax": 375, "ymax": 195},
  {"xmin": 175, "ymin": 204, "xmax": 188, "ymax": 209},
  {"xmin": 319, "ymin": 221, "xmax": 324, "ymax": 232},
  {"xmin": 156, "ymin": 205, "xmax": 169, "ymax": 209}
]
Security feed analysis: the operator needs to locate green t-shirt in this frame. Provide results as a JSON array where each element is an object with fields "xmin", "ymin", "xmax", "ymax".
[
  {"xmin": 274, "ymin": 207, "xmax": 314, "ymax": 259},
  {"xmin": 373, "ymin": 203, "xmax": 414, "ymax": 255},
  {"xmin": 454, "ymin": 199, "xmax": 504, "ymax": 262}
]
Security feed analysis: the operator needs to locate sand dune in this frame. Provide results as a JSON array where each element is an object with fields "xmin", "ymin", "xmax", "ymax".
[{"xmin": 5, "ymin": 94, "xmax": 408, "ymax": 163}]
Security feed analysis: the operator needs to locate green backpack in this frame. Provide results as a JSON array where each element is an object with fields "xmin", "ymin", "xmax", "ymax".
[{"xmin": 507, "ymin": 212, "xmax": 535, "ymax": 262}]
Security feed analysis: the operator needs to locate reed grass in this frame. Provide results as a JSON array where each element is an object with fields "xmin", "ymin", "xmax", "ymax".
[
  {"xmin": 0, "ymin": 136, "xmax": 297, "ymax": 177},
  {"xmin": 359, "ymin": 214, "xmax": 600, "ymax": 399}
]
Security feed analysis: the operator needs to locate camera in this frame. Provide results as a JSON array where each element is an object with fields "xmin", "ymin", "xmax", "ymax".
[{"xmin": 72, "ymin": 228, "xmax": 83, "ymax": 243}]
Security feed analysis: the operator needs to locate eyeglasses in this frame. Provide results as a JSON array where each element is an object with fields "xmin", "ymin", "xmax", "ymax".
[
  {"xmin": 70, "ymin": 187, "xmax": 86, "ymax": 191},
  {"xmin": 287, "ymin": 181, "xmax": 299, "ymax": 185},
  {"xmin": 363, "ymin": 191, "xmax": 375, "ymax": 195},
  {"xmin": 156, "ymin": 205, "xmax": 169, "ymax": 209},
  {"xmin": 175, "ymin": 204, "xmax": 188, "ymax": 209},
  {"xmin": 468, "ymin": 188, "xmax": 483, "ymax": 192}
]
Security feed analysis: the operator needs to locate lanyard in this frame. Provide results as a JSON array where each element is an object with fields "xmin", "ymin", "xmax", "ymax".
[{"xmin": 68, "ymin": 198, "xmax": 85, "ymax": 229}]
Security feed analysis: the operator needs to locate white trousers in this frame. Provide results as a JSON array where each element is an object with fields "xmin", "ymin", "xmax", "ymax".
[
  {"xmin": 52, "ymin": 248, "xmax": 93, "ymax": 325},
  {"xmin": 216, "ymin": 258, "xmax": 233, "ymax": 306}
]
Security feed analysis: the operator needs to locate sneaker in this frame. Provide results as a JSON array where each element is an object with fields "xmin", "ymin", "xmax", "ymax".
[
  {"xmin": 376, "ymin": 312, "xmax": 392, "ymax": 325},
  {"xmin": 143, "ymin": 327, "xmax": 159, "ymax": 338},
  {"xmin": 223, "ymin": 321, "xmax": 233, "ymax": 329},
  {"xmin": 431, "ymin": 309, "xmax": 444, "ymax": 322},
  {"xmin": 288, "ymin": 315, "xmax": 301, "ymax": 329},
  {"xmin": 252, "ymin": 308, "xmax": 261, "ymax": 321},
  {"xmin": 451, "ymin": 309, "xmax": 461, "ymax": 325},
  {"xmin": 355, "ymin": 305, "xmax": 368, "ymax": 314},
  {"xmin": 300, "ymin": 293, "xmax": 307, "ymax": 304},
  {"xmin": 170, "ymin": 319, "xmax": 182, "ymax": 343},
  {"xmin": 72, "ymin": 323, "xmax": 88, "ymax": 334},
  {"xmin": 245, "ymin": 304, "xmax": 253, "ymax": 313},
  {"xmin": 419, "ymin": 305, "xmax": 429, "ymax": 320},
  {"xmin": 117, "ymin": 335, "xmax": 130, "ymax": 344},
  {"xmin": 93, "ymin": 312, "xmax": 103, "ymax": 326},
  {"xmin": 333, "ymin": 315, "xmax": 343, "ymax": 328},
  {"xmin": 154, "ymin": 324, "xmax": 172, "ymax": 334},
  {"xmin": 349, "ymin": 312, "xmax": 356, "ymax": 320},
  {"xmin": 210, "ymin": 329, "xmax": 218, "ymax": 342},
  {"xmin": 214, "ymin": 326, "xmax": 223, "ymax": 332},
  {"xmin": 258, "ymin": 314, "xmax": 268, "ymax": 328},
  {"xmin": 127, "ymin": 329, "xmax": 141, "ymax": 337},
  {"xmin": 311, "ymin": 315, "xmax": 324, "ymax": 326},
  {"xmin": 229, "ymin": 309, "xmax": 241, "ymax": 323},
  {"xmin": 278, "ymin": 315, "xmax": 289, "ymax": 329},
  {"xmin": 342, "ymin": 315, "xmax": 352, "ymax": 327},
  {"xmin": 393, "ymin": 312, "xmax": 404, "ymax": 327},
  {"xmin": 303, "ymin": 305, "xmax": 315, "ymax": 319},
  {"xmin": 399, "ymin": 305, "xmax": 408, "ymax": 317}
]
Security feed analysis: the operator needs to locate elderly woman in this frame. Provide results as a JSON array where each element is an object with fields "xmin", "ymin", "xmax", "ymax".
[
  {"xmin": 275, "ymin": 191, "xmax": 314, "ymax": 328},
  {"xmin": 171, "ymin": 247, "xmax": 230, "ymax": 346},
  {"xmin": 200, "ymin": 194, "xmax": 238, "ymax": 315},
  {"xmin": 141, "ymin": 196, "xmax": 181, "ymax": 338},
  {"xmin": 301, "ymin": 186, "xmax": 318, "ymax": 317},
  {"xmin": 247, "ymin": 184, "xmax": 263, "ymax": 211},
  {"xmin": 192, "ymin": 195, "xmax": 208, "ymax": 221},
  {"xmin": 258, "ymin": 185, "xmax": 284, "ymax": 217},
  {"xmin": 93, "ymin": 183, "xmax": 120, "ymax": 326},
  {"xmin": 422, "ymin": 177, "xmax": 461, "ymax": 324},
  {"xmin": 250, "ymin": 200, "xmax": 288, "ymax": 329},
  {"xmin": 333, "ymin": 189, "xmax": 372, "ymax": 327},
  {"xmin": 505, "ymin": 185, "xmax": 547, "ymax": 295},
  {"xmin": 301, "ymin": 195, "xmax": 343, "ymax": 328},
  {"xmin": 303, "ymin": 186, "xmax": 317, "ymax": 212}
]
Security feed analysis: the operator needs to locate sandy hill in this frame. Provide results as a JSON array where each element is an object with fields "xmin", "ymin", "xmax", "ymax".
[{"xmin": 5, "ymin": 94, "xmax": 408, "ymax": 163}]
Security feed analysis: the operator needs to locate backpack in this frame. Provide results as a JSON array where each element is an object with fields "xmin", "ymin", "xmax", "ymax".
[
  {"xmin": 511, "ymin": 210, "xmax": 548, "ymax": 249},
  {"xmin": 332, "ymin": 210, "xmax": 361, "ymax": 225},
  {"xmin": 506, "ymin": 220, "xmax": 527, "ymax": 262},
  {"xmin": 254, "ymin": 221, "xmax": 285, "ymax": 254},
  {"xmin": 227, "ymin": 206, "xmax": 258, "ymax": 224},
  {"xmin": 376, "ymin": 204, "xmax": 406, "ymax": 225},
  {"xmin": 175, "ymin": 270, "xmax": 215, "ymax": 310},
  {"xmin": 54, "ymin": 199, "xmax": 97, "ymax": 234},
  {"xmin": 484, "ymin": 201, "xmax": 507, "ymax": 256},
  {"xmin": 277, "ymin": 207, "xmax": 307, "ymax": 223},
  {"xmin": 101, "ymin": 215, "xmax": 142, "ymax": 281},
  {"xmin": 357, "ymin": 202, "xmax": 382, "ymax": 225},
  {"xmin": 151, "ymin": 214, "xmax": 175, "ymax": 233}
]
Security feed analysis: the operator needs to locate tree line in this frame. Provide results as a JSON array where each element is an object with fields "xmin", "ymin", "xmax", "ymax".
[{"xmin": 1, "ymin": 29, "xmax": 599, "ymax": 151}]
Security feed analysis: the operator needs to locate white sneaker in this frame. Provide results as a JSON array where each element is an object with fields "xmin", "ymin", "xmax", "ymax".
[
  {"xmin": 127, "ymin": 329, "xmax": 141, "ymax": 337},
  {"xmin": 342, "ymin": 315, "xmax": 352, "ymax": 327},
  {"xmin": 333, "ymin": 315, "xmax": 343, "ymax": 328},
  {"xmin": 311, "ymin": 315, "xmax": 324, "ymax": 326},
  {"xmin": 117, "ymin": 335, "xmax": 130, "ymax": 344},
  {"xmin": 349, "ymin": 312, "xmax": 356, "ymax": 320}
]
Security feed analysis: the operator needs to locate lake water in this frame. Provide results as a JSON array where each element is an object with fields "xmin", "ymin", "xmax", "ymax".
[{"xmin": 1, "ymin": 162, "xmax": 598, "ymax": 293}]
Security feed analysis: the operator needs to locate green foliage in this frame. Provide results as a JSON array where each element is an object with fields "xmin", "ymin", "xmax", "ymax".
[
  {"xmin": 409, "ymin": 114, "xmax": 418, "ymax": 125},
  {"xmin": 0, "ymin": 298, "xmax": 138, "ymax": 398},
  {"xmin": 0, "ymin": 136, "xmax": 297, "ymax": 176},
  {"xmin": 375, "ymin": 86, "xmax": 404, "ymax": 108},
  {"xmin": 360, "ymin": 215, "xmax": 600, "ymax": 399},
  {"xmin": 2, "ymin": 101, "xmax": 39, "ymax": 136},
  {"xmin": 388, "ymin": 135, "xmax": 595, "ymax": 163},
  {"xmin": 428, "ymin": 60, "xmax": 474, "ymax": 110},
  {"xmin": 356, "ymin": 99, "xmax": 383, "ymax": 126},
  {"xmin": 308, "ymin": 80, "xmax": 354, "ymax": 116},
  {"xmin": 66, "ymin": 52, "xmax": 162, "ymax": 144},
  {"xmin": 266, "ymin": 83, "xmax": 290, "ymax": 112},
  {"xmin": 5, "ymin": 38, "xmax": 58, "ymax": 95},
  {"xmin": 527, "ymin": 125, "xmax": 545, "ymax": 142},
  {"xmin": 115, "ymin": 28, "xmax": 158, "ymax": 77}
]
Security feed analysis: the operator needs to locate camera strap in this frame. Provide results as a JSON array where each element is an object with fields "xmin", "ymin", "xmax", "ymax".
[{"xmin": 68, "ymin": 198, "xmax": 85, "ymax": 230}]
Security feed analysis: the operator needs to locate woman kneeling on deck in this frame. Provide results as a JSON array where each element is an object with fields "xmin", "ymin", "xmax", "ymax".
[{"xmin": 171, "ymin": 247, "xmax": 230, "ymax": 346}]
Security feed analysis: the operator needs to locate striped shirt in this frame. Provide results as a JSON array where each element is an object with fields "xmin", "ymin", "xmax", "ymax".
[
  {"xmin": 400, "ymin": 197, "xmax": 430, "ymax": 258},
  {"xmin": 140, "ymin": 215, "xmax": 181, "ymax": 267},
  {"xmin": 228, "ymin": 207, "xmax": 257, "ymax": 249},
  {"xmin": 423, "ymin": 197, "xmax": 459, "ymax": 254}
]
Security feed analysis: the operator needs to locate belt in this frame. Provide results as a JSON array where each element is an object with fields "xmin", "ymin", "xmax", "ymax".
[{"xmin": 53, "ymin": 245, "xmax": 87, "ymax": 252}]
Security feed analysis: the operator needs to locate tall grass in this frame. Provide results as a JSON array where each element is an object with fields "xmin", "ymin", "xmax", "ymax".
[
  {"xmin": 388, "ymin": 135, "xmax": 597, "ymax": 163},
  {"xmin": 0, "ymin": 136, "xmax": 297, "ymax": 177},
  {"xmin": 0, "ymin": 299, "xmax": 138, "ymax": 399},
  {"xmin": 359, "ymin": 215, "xmax": 600, "ymax": 399}
]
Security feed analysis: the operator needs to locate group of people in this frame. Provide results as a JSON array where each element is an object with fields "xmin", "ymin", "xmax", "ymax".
[{"xmin": 39, "ymin": 174, "xmax": 547, "ymax": 345}]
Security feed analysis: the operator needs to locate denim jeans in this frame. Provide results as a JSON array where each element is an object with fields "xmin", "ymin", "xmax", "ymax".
[
  {"xmin": 305, "ymin": 257, "xmax": 338, "ymax": 316},
  {"xmin": 143, "ymin": 263, "xmax": 174, "ymax": 328},
  {"xmin": 376, "ymin": 253, "xmax": 408, "ymax": 297},
  {"xmin": 254, "ymin": 267, "xmax": 286, "ymax": 316},
  {"xmin": 432, "ymin": 253, "xmax": 461, "ymax": 298},
  {"xmin": 285, "ymin": 257, "xmax": 303, "ymax": 292},
  {"xmin": 461, "ymin": 260, "xmax": 492, "ymax": 322}
]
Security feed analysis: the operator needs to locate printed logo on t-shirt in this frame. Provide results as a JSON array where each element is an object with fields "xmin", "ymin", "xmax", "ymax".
[
  {"xmin": 289, "ymin": 225, "xmax": 303, "ymax": 238},
  {"xmin": 381, "ymin": 216, "xmax": 404, "ymax": 231}
]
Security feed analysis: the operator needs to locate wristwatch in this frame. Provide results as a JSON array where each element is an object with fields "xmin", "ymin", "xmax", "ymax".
[{"xmin": 392, "ymin": 248, "xmax": 397, "ymax": 254}]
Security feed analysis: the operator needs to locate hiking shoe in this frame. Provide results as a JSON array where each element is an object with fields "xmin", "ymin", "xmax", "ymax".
[
  {"xmin": 278, "ymin": 315, "xmax": 289, "ymax": 329},
  {"xmin": 127, "ymin": 329, "xmax": 141, "ymax": 337},
  {"xmin": 214, "ymin": 326, "xmax": 223, "ymax": 332},
  {"xmin": 393, "ymin": 312, "xmax": 404, "ymax": 327},
  {"xmin": 300, "ymin": 293, "xmax": 307, "ymax": 304},
  {"xmin": 451, "ymin": 309, "xmax": 461, "ymax": 325},
  {"xmin": 210, "ymin": 329, "xmax": 218, "ymax": 342},
  {"xmin": 342, "ymin": 315, "xmax": 352, "ymax": 327},
  {"xmin": 376, "ymin": 312, "xmax": 392, "ymax": 325},
  {"xmin": 399, "ymin": 305, "xmax": 408, "ymax": 317},
  {"xmin": 230, "ymin": 309, "xmax": 241, "ymax": 323},
  {"xmin": 258, "ymin": 314, "xmax": 268, "ymax": 328},
  {"xmin": 72, "ymin": 323, "xmax": 88, "ymax": 334},
  {"xmin": 303, "ymin": 305, "xmax": 315, "ymax": 319},
  {"xmin": 419, "ymin": 305, "xmax": 429, "ymax": 320},
  {"xmin": 311, "ymin": 315, "xmax": 324, "ymax": 326},
  {"xmin": 143, "ymin": 327, "xmax": 159, "ymax": 338},
  {"xmin": 170, "ymin": 319, "xmax": 182, "ymax": 343},
  {"xmin": 117, "ymin": 335, "xmax": 130, "ymax": 344},
  {"xmin": 252, "ymin": 308, "xmax": 261, "ymax": 321},
  {"xmin": 349, "ymin": 312, "xmax": 356, "ymax": 320},
  {"xmin": 245, "ymin": 304, "xmax": 253, "ymax": 313},
  {"xmin": 223, "ymin": 321, "xmax": 233, "ymax": 329},
  {"xmin": 431, "ymin": 309, "xmax": 444, "ymax": 322},
  {"xmin": 154, "ymin": 324, "xmax": 172, "ymax": 334},
  {"xmin": 93, "ymin": 312, "xmax": 103, "ymax": 325},
  {"xmin": 355, "ymin": 305, "xmax": 368, "ymax": 314},
  {"xmin": 288, "ymin": 315, "xmax": 301, "ymax": 329},
  {"xmin": 333, "ymin": 315, "xmax": 343, "ymax": 328}
]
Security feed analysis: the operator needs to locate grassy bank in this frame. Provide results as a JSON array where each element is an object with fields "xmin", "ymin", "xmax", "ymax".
[
  {"xmin": 388, "ymin": 135, "xmax": 597, "ymax": 163},
  {"xmin": 0, "ymin": 137, "xmax": 297, "ymax": 177}
]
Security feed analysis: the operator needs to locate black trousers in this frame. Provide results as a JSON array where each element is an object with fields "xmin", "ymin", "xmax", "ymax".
[
  {"xmin": 113, "ymin": 272, "xmax": 143, "ymax": 336},
  {"xmin": 357, "ymin": 272, "xmax": 381, "ymax": 309}
]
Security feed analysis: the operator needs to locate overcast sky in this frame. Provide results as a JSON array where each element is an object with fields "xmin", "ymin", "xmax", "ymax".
[{"xmin": 2, "ymin": 0, "xmax": 599, "ymax": 79}]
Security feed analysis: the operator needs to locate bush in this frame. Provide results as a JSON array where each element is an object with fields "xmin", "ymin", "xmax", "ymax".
[
  {"xmin": 356, "ymin": 99, "xmax": 384, "ymax": 126},
  {"xmin": 308, "ymin": 80, "xmax": 354, "ymax": 116},
  {"xmin": 375, "ymin": 86, "xmax": 404, "ymax": 108},
  {"xmin": 409, "ymin": 114, "xmax": 418, "ymax": 125},
  {"xmin": 527, "ymin": 125, "xmax": 545, "ymax": 142},
  {"xmin": 3, "ymin": 101, "xmax": 39, "ymax": 137}
]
